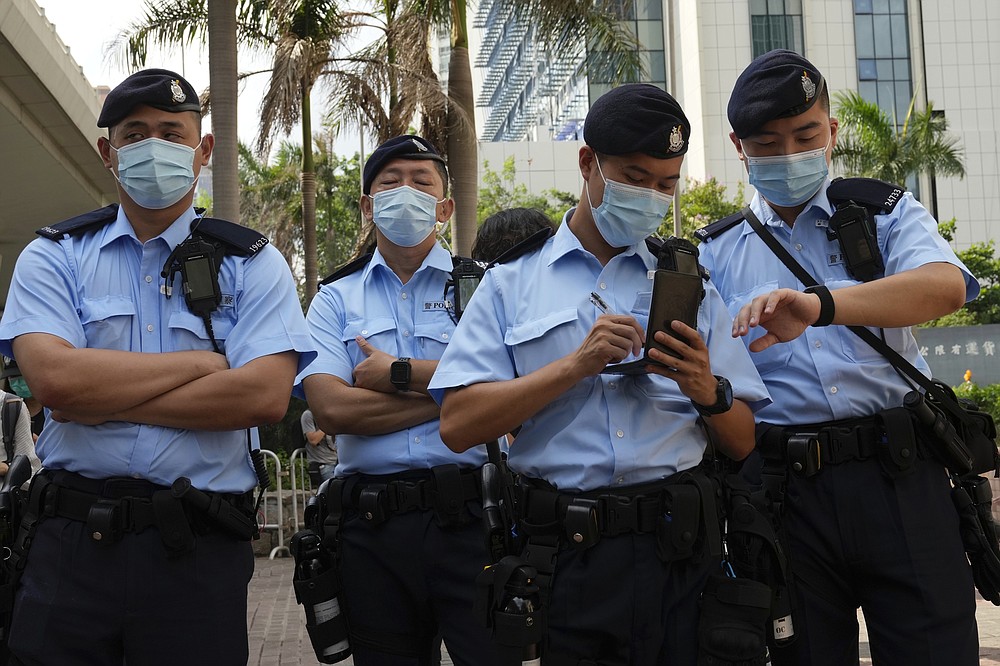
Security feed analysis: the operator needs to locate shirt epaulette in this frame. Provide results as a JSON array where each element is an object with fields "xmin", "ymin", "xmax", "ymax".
[
  {"xmin": 827, "ymin": 177, "xmax": 905, "ymax": 214},
  {"xmin": 36, "ymin": 204, "xmax": 120, "ymax": 240},
  {"xmin": 694, "ymin": 211, "xmax": 746, "ymax": 243},
  {"xmin": 193, "ymin": 217, "xmax": 269, "ymax": 257},
  {"xmin": 486, "ymin": 227, "xmax": 555, "ymax": 269},
  {"xmin": 319, "ymin": 252, "xmax": 373, "ymax": 287}
]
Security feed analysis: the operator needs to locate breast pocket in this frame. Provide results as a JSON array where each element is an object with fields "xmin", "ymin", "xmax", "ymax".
[
  {"xmin": 342, "ymin": 317, "xmax": 397, "ymax": 364},
  {"xmin": 168, "ymin": 310, "xmax": 236, "ymax": 352},
  {"xmin": 505, "ymin": 307, "xmax": 581, "ymax": 376},
  {"xmin": 80, "ymin": 297, "xmax": 135, "ymax": 350},
  {"xmin": 415, "ymin": 316, "xmax": 455, "ymax": 360},
  {"xmin": 824, "ymin": 279, "xmax": 908, "ymax": 363},
  {"xmin": 724, "ymin": 281, "xmax": 793, "ymax": 376}
]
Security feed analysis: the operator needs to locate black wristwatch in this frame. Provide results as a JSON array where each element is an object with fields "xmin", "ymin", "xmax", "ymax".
[
  {"xmin": 692, "ymin": 375, "xmax": 734, "ymax": 417},
  {"xmin": 390, "ymin": 357, "xmax": 412, "ymax": 392}
]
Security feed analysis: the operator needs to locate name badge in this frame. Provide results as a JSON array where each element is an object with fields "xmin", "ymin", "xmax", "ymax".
[{"xmin": 423, "ymin": 300, "xmax": 451, "ymax": 312}]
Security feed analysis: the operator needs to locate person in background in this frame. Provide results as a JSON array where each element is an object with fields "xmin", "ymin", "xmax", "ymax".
[{"xmin": 300, "ymin": 408, "xmax": 338, "ymax": 482}]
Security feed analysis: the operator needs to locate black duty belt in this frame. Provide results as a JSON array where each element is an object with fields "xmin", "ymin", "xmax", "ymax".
[
  {"xmin": 345, "ymin": 464, "xmax": 482, "ymax": 525},
  {"xmin": 28, "ymin": 470, "xmax": 255, "ymax": 547},
  {"xmin": 757, "ymin": 416, "xmax": 886, "ymax": 475}
]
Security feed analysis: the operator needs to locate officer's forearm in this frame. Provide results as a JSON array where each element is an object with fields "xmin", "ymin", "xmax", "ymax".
[
  {"xmin": 303, "ymin": 374, "xmax": 440, "ymax": 436},
  {"xmin": 828, "ymin": 262, "xmax": 966, "ymax": 328},
  {"xmin": 12, "ymin": 333, "xmax": 228, "ymax": 415},
  {"xmin": 701, "ymin": 400, "xmax": 756, "ymax": 461},
  {"xmin": 108, "ymin": 352, "xmax": 297, "ymax": 431},
  {"xmin": 439, "ymin": 356, "xmax": 585, "ymax": 452}
]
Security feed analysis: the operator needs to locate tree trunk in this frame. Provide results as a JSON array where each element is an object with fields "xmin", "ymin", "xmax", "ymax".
[
  {"xmin": 446, "ymin": 0, "xmax": 477, "ymax": 257},
  {"xmin": 207, "ymin": 0, "xmax": 240, "ymax": 224},
  {"xmin": 301, "ymin": 85, "xmax": 319, "ymax": 301}
]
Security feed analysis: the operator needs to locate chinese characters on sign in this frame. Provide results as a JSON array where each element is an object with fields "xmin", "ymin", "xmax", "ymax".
[{"xmin": 913, "ymin": 325, "xmax": 1000, "ymax": 386}]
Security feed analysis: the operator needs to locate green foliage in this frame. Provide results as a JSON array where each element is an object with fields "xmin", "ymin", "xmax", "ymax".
[
  {"xmin": 658, "ymin": 178, "xmax": 746, "ymax": 241},
  {"xmin": 924, "ymin": 219, "xmax": 1000, "ymax": 326},
  {"xmin": 954, "ymin": 383, "xmax": 1000, "ymax": 424},
  {"xmin": 239, "ymin": 131, "xmax": 364, "ymax": 300},
  {"xmin": 832, "ymin": 91, "xmax": 965, "ymax": 185},
  {"xmin": 477, "ymin": 157, "xmax": 576, "ymax": 226}
]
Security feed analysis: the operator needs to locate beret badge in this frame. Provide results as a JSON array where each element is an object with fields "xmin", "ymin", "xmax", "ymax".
[
  {"xmin": 668, "ymin": 125, "xmax": 685, "ymax": 153},
  {"xmin": 801, "ymin": 71, "xmax": 816, "ymax": 102},
  {"xmin": 170, "ymin": 79, "xmax": 187, "ymax": 104}
]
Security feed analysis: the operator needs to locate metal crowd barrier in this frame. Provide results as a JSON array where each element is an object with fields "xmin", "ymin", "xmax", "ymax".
[
  {"xmin": 288, "ymin": 447, "xmax": 317, "ymax": 533},
  {"xmin": 258, "ymin": 448, "xmax": 289, "ymax": 559}
]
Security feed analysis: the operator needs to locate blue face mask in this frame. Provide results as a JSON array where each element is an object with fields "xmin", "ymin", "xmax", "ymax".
[
  {"xmin": 370, "ymin": 185, "xmax": 442, "ymax": 247},
  {"xmin": 8, "ymin": 377, "xmax": 31, "ymax": 400},
  {"xmin": 587, "ymin": 158, "xmax": 673, "ymax": 248},
  {"xmin": 111, "ymin": 137, "xmax": 201, "ymax": 210},
  {"xmin": 745, "ymin": 142, "xmax": 830, "ymax": 207}
]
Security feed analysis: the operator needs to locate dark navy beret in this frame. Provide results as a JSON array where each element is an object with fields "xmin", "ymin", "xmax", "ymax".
[
  {"xmin": 583, "ymin": 83, "xmax": 690, "ymax": 158},
  {"xmin": 362, "ymin": 135, "xmax": 447, "ymax": 195},
  {"xmin": 728, "ymin": 49, "xmax": 826, "ymax": 138},
  {"xmin": 98, "ymin": 69, "xmax": 201, "ymax": 128}
]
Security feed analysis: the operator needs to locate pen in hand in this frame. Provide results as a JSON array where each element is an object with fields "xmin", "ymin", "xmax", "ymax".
[{"xmin": 590, "ymin": 291, "xmax": 615, "ymax": 315}]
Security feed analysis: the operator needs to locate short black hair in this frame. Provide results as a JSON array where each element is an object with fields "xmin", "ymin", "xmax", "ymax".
[
  {"xmin": 472, "ymin": 208, "xmax": 556, "ymax": 263},
  {"xmin": 108, "ymin": 109, "xmax": 202, "ymax": 140}
]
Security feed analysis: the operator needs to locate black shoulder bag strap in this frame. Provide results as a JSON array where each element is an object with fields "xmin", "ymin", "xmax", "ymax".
[{"xmin": 741, "ymin": 206, "xmax": 996, "ymax": 475}]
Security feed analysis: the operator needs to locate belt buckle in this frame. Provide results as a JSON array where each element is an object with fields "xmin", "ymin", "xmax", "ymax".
[
  {"xmin": 786, "ymin": 432, "xmax": 821, "ymax": 476},
  {"xmin": 600, "ymin": 494, "xmax": 638, "ymax": 536},
  {"xmin": 393, "ymin": 481, "xmax": 425, "ymax": 513}
]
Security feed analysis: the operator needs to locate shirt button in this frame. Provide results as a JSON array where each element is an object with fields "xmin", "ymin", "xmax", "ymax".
[
  {"xmin": 814, "ymin": 341, "xmax": 822, "ymax": 348},
  {"xmin": 609, "ymin": 382, "xmax": 617, "ymax": 389},
  {"xmin": 414, "ymin": 436, "xmax": 421, "ymax": 444},
  {"xmin": 401, "ymin": 292, "xmax": 408, "ymax": 300},
  {"xmin": 794, "ymin": 243, "xmax": 803, "ymax": 251},
  {"xmin": 830, "ymin": 386, "xmax": 839, "ymax": 394},
  {"xmin": 442, "ymin": 333, "xmax": 449, "ymax": 340},
  {"xmin": 146, "ymin": 324, "xmax": 154, "ymax": 332},
  {"xmin": 600, "ymin": 282, "xmax": 608, "ymax": 290},
  {"xmin": 616, "ymin": 429, "xmax": 624, "ymax": 438},
  {"xmin": 361, "ymin": 330, "xmax": 369, "ymax": 335},
  {"xmin": 145, "ymin": 275, "xmax": 153, "ymax": 283},
  {"xmin": 616, "ymin": 476, "xmax": 624, "ymax": 484},
  {"xmin": 403, "ymin": 330, "xmax": 410, "ymax": 337}
]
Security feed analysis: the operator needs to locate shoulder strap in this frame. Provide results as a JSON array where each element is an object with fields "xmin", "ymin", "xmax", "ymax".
[
  {"xmin": 192, "ymin": 217, "xmax": 269, "ymax": 257},
  {"xmin": 36, "ymin": 204, "xmax": 120, "ymax": 240},
  {"xmin": 319, "ymin": 252, "xmax": 373, "ymax": 287},
  {"xmin": 740, "ymin": 206, "xmax": 980, "ymax": 441},
  {"xmin": 486, "ymin": 227, "xmax": 554, "ymax": 269},
  {"xmin": 695, "ymin": 211, "xmax": 746, "ymax": 243},
  {"xmin": 827, "ymin": 177, "xmax": 905, "ymax": 215},
  {"xmin": 1, "ymin": 393, "xmax": 23, "ymax": 464}
]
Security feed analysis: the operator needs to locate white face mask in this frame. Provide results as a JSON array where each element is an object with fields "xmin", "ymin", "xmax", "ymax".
[
  {"xmin": 369, "ymin": 185, "xmax": 443, "ymax": 247},
  {"xmin": 110, "ymin": 137, "xmax": 202, "ymax": 210},
  {"xmin": 744, "ymin": 140, "xmax": 830, "ymax": 207},
  {"xmin": 586, "ymin": 158, "xmax": 673, "ymax": 248}
]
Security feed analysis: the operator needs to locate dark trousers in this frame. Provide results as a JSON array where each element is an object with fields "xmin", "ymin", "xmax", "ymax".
[
  {"xmin": 542, "ymin": 533, "xmax": 715, "ymax": 666},
  {"xmin": 8, "ymin": 515, "xmax": 254, "ymax": 665},
  {"xmin": 339, "ymin": 501, "xmax": 501, "ymax": 666},
  {"xmin": 768, "ymin": 454, "xmax": 978, "ymax": 666}
]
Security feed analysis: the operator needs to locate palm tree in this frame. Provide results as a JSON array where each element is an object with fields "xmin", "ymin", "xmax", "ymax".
[
  {"xmin": 207, "ymin": 0, "xmax": 240, "ymax": 224},
  {"xmin": 832, "ymin": 90, "xmax": 965, "ymax": 187}
]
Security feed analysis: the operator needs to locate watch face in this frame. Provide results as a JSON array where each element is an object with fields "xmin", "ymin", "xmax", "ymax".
[{"xmin": 721, "ymin": 377, "xmax": 733, "ymax": 406}]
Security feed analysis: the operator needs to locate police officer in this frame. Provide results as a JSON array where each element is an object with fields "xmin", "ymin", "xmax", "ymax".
[
  {"xmin": 429, "ymin": 84, "xmax": 770, "ymax": 665},
  {"xmin": 299, "ymin": 135, "xmax": 501, "ymax": 665},
  {"xmin": 0, "ymin": 69, "xmax": 314, "ymax": 665},
  {"xmin": 696, "ymin": 50, "xmax": 981, "ymax": 665}
]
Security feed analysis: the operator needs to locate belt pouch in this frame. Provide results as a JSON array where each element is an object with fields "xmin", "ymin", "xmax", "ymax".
[
  {"xmin": 432, "ymin": 465, "xmax": 469, "ymax": 529},
  {"xmin": 563, "ymin": 498, "xmax": 599, "ymax": 548},
  {"xmin": 878, "ymin": 408, "xmax": 916, "ymax": 478},
  {"xmin": 153, "ymin": 490, "xmax": 196, "ymax": 557},
  {"xmin": 86, "ymin": 499, "xmax": 122, "ymax": 545},
  {"xmin": 656, "ymin": 485, "xmax": 700, "ymax": 563},
  {"xmin": 786, "ymin": 434, "xmax": 821, "ymax": 477},
  {"xmin": 358, "ymin": 485, "xmax": 388, "ymax": 525}
]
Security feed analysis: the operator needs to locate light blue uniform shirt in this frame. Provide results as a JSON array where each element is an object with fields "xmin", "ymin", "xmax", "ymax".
[
  {"xmin": 429, "ymin": 213, "xmax": 770, "ymax": 492},
  {"xmin": 698, "ymin": 182, "xmax": 980, "ymax": 426},
  {"xmin": 298, "ymin": 242, "xmax": 489, "ymax": 476},
  {"xmin": 0, "ymin": 206, "xmax": 315, "ymax": 493}
]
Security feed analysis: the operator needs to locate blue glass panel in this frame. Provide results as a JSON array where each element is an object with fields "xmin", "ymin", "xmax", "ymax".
[
  {"xmin": 855, "ymin": 15, "xmax": 875, "ymax": 58},
  {"xmin": 890, "ymin": 15, "xmax": 909, "ymax": 57},
  {"xmin": 873, "ymin": 15, "xmax": 891, "ymax": 57},
  {"xmin": 854, "ymin": 0, "xmax": 873, "ymax": 13},
  {"xmin": 859, "ymin": 59, "xmax": 878, "ymax": 80},
  {"xmin": 859, "ymin": 81, "xmax": 878, "ymax": 103},
  {"xmin": 876, "ymin": 59, "xmax": 894, "ymax": 79}
]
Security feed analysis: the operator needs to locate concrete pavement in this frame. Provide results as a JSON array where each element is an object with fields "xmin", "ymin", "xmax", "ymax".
[{"xmin": 248, "ymin": 555, "xmax": 1000, "ymax": 665}]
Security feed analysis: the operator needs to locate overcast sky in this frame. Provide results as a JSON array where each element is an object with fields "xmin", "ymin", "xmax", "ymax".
[{"xmin": 37, "ymin": 0, "xmax": 362, "ymax": 157}]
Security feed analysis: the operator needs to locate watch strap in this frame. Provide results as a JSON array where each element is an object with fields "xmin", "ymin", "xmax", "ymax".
[{"xmin": 804, "ymin": 284, "xmax": 835, "ymax": 327}]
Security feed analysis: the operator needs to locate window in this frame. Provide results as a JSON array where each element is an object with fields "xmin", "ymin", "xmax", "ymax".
[
  {"xmin": 750, "ymin": 0, "xmax": 804, "ymax": 58},
  {"xmin": 853, "ymin": 0, "xmax": 912, "ymax": 127}
]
